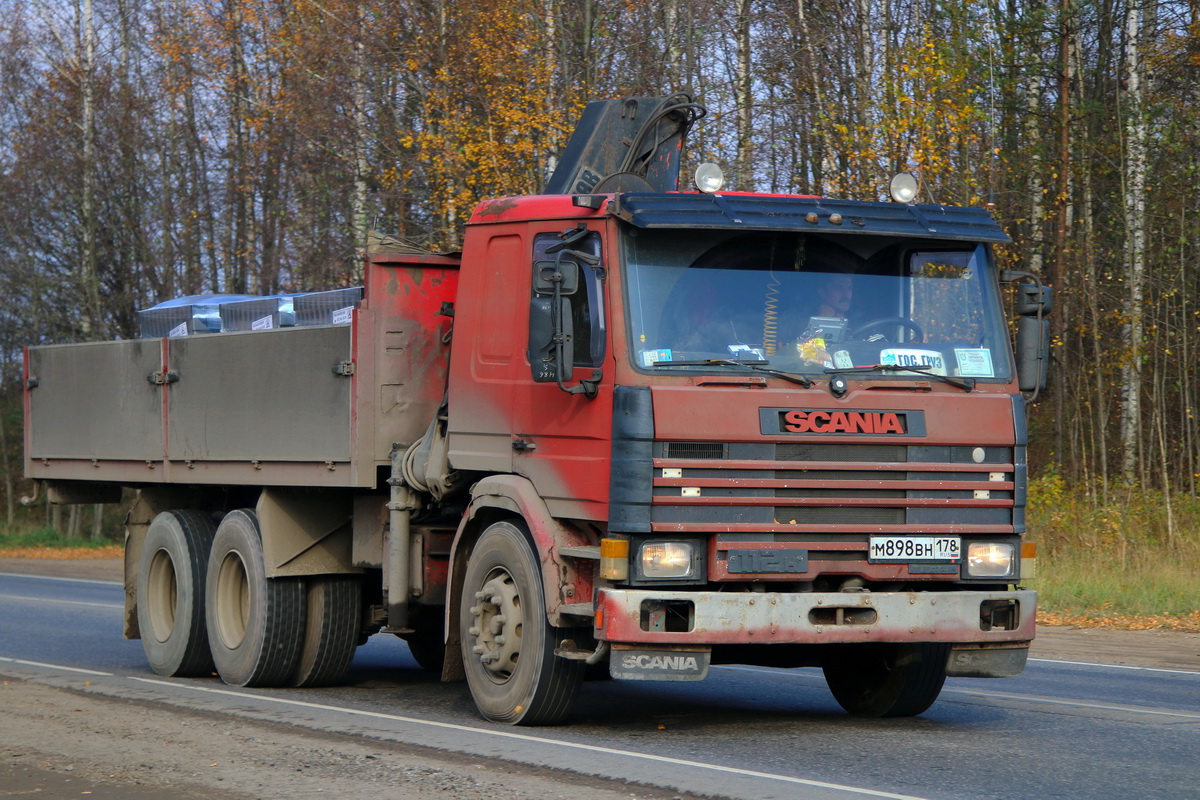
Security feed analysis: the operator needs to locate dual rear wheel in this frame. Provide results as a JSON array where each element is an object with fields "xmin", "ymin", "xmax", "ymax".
[{"xmin": 136, "ymin": 508, "xmax": 361, "ymax": 687}]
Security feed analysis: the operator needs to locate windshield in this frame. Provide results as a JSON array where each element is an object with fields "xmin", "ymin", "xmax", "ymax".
[{"xmin": 621, "ymin": 228, "xmax": 1013, "ymax": 381}]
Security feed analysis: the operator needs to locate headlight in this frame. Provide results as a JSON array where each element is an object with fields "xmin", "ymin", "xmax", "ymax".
[
  {"xmin": 967, "ymin": 543, "xmax": 1015, "ymax": 578},
  {"xmin": 640, "ymin": 541, "xmax": 696, "ymax": 579}
]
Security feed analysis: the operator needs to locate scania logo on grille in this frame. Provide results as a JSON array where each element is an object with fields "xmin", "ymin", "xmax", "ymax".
[
  {"xmin": 760, "ymin": 408, "xmax": 925, "ymax": 436},
  {"xmin": 785, "ymin": 410, "xmax": 904, "ymax": 434}
]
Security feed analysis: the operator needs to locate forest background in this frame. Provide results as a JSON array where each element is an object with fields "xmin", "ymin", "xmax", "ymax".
[{"xmin": 0, "ymin": 0, "xmax": 1197, "ymax": 623}]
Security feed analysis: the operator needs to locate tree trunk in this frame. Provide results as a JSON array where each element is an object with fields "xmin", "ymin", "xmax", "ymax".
[
  {"xmin": 1119, "ymin": 0, "xmax": 1147, "ymax": 485},
  {"xmin": 733, "ymin": 0, "xmax": 753, "ymax": 191},
  {"xmin": 80, "ymin": 0, "xmax": 104, "ymax": 339}
]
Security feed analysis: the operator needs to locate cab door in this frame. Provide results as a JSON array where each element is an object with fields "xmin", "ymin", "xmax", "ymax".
[{"xmin": 511, "ymin": 225, "xmax": 614, "ymax": 521}]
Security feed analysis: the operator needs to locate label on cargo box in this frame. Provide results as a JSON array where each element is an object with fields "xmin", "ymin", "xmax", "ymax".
[
  {"xmin": 252, "ymin": 315, "xmax": 274, "ymax": 331},
  {"xmin": 168, "ymin": 322, "xmax": 188, "ymax": 338},
  {"xmin": 609, "ymin": 649, "xmax": 710, "ymax": 681},
  {"xmin": 331, "ymin": 306, "xmax": 354, "ymax": 325}
]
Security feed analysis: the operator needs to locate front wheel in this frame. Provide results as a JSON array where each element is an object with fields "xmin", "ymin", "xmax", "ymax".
[
  {"xmin": 459, "ymin": 520, "xmax": 584, "ymax": 725},
  {"xmin": 822, "ymin": 642, "xmax": 950, "ymax": 717}
]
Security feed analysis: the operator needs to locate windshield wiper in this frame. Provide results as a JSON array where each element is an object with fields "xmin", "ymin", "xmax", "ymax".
[
  {"xmin": 653, "ymin": 358, "xmax": 815, "ymax": 388},
  {"xmin": 824, "ymin": 363, "xmax": 975, "ymax": 392}
]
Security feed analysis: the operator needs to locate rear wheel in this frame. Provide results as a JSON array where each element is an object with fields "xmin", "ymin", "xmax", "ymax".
[
  {"xmin": 823, "ymin": 642, "xmax": 950, "ymax": 717},
  {"xmin": 206, "ymin": 509, "xmax": 305, "ymax": 687},
  {"xmin": 401, "ymin": 628, "xmax": 447, "ymax": 674},
  {"xmin": 460, "ymin": 520, "xmax": 584, "ymax": 725},
  {"xmin": 136, "ymin": 510, "xmax": 217, "ymax": 677},
  {"xmin": 291, "ymin": 575, "xmax": 362, "ymax": 687}
]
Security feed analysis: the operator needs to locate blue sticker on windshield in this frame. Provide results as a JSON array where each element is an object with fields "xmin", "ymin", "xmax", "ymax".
[{"xmin": 642, "ymin": 349, "xmax": 673, "ymax": 366}]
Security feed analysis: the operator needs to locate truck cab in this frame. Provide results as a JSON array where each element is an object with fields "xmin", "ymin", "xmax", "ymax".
[{"xmin": 442, "ymin": 187, "xmax": 1042, "ymax": 721}]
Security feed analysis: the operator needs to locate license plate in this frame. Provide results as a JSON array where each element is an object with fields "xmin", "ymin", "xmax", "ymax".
[{"xmin": 868, "ymin": 536, "xmax": 961, "ymax": 563}]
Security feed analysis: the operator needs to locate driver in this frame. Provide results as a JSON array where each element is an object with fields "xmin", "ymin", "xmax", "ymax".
[
  {"xmin": 815, "ymin": 273, "xmax": 853, "ymax": 319},
  {"xmin": 796, "ymin": 271, "xmax": 855, "ymax": 367}
]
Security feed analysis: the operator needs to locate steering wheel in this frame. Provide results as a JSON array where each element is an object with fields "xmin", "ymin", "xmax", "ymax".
[{"xmin": 850, "ymin": 317, "xmax": 925, "ymax": 343}]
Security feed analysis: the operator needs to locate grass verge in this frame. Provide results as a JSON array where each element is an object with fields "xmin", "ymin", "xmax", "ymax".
[
  {"xmin": 0, "ymin": 526, "xmax": 122, "ymax": 559},
  {"xmin": 1029, "ymin": 475, "xmax": 1200, "ymax": 632}
]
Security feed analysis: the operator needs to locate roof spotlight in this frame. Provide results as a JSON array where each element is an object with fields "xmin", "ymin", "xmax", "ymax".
[
  {"xmin": 889, "ymin": 172, "xmax": 919, "ymax": 204},
  {"xmin": 694, "ymin": 163, "xmax": 725, "ymax": 194}
]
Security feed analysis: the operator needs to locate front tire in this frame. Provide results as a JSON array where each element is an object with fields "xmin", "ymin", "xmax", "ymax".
[
  {"xmin": 206, "ymin": 509, "xmax": 305, "ymax": 687},
  {"xmin": 136, "ymin": 510, "xmax": 217, "ymax": 677},
  {"xmin": 823, "ymin": 642, "xmax": 950, "ymax": 717},
  {"xmin": 460, "ymin": 520, "xmax": 584, "ymax": 725}
]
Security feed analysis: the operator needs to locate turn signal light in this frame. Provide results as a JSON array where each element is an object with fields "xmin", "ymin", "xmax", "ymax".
[
  {"xmin": 1020, "ymin": 541, "xmax": 1037, "ymax": 580},
  {"xmin": 600, "ymin": 538, "xmax": 629, "ymax": 580}
]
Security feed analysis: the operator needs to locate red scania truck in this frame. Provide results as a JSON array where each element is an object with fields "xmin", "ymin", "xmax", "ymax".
[{"xmin": 23, "ymin": 95, "xmax": 1050, "ymax": 724}]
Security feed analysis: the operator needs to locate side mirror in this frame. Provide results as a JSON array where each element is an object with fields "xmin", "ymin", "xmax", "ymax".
[
  {"xmin": 528, "ymin": 296, "xmax": 573, "ymax": 383},
  {"xmin": 1015, "ymin": 283, "xmax": 1052, "ymax": 316},
  {"xmin": 533, "ymin": 260, "xmax": 580, "ymax": 295},
  {"xmin": 1016, "ymin": 316, "xmax": 1049, "ymax": 393}
]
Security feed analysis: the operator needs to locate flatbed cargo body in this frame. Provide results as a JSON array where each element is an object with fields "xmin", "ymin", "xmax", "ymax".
[{"xmin": 25, "ymin": 251, "xmax": 459, "ymax": 488}]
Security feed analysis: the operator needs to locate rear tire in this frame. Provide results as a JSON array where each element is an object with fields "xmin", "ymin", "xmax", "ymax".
[
  {"xmin": 823, "ymin": 642, "xmax": 950, "ymax": 717},
  {"xmin": 460, "ymin": 520, "xmax": 584, "ymax": 725},
  {"xmin": 206, "ymin": 509, "xmax": 305, "ymax": 687},
  {"xmin": 291, "ymin": 575, "xmax": 362, "ymax": 687},
  {"xmin": 136, "ymin": 510, "xmax": 217, "ymax": 677},
  {"xmin": 401, "ymin": 628, "xmax": 447, "ymax": 674}
]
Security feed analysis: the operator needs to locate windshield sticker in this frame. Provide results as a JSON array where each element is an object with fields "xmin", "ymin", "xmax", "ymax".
[
  {"xmin": 880, "ymin": 349, "xmax": 947, "ymax": 375},
  {"xmin": 832, "ymin": 350, "xmax": 854, "ymax": 369},
  {"xmin": 642, "ymin": 349, "xmax": 673, "ymax": 367},
  {"xmin": 728, "ymin": 344, "xmax": 766, "ymax": 360},
  {"xmin": 954, "ymin": 348, "xmax": 995, "ymax": 377}
]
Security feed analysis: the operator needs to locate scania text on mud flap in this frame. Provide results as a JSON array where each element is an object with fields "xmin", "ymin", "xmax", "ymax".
[{"xmin": 24, "ymin": 94, "xmax": 1049, "ymax": 725}]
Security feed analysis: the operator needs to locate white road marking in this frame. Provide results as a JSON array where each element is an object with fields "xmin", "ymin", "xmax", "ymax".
[
  {"xmin": 1028, "ymin": 657, "xmax": 1200, "ymax": 676},
  {"xmin": 944, "ymin": 688, "xmax": 1200, "ymax": 719},
  {"xmin": 0, "ymin": 572, "xmax": 121, "ymax": 587},
  {"xmin": 0, "ymin": 657, "xmax": 112, "ymax": 676},
  {"xmin": 0, "ymin": 593, "xmax": 123, "ymax": 610},
  {"xmin": 713, "ymin": 665, "xmax": 1200, "ymax": 719},
  {"xmin": 128, "ymin": 676, "xmax": 932, "ymax": 800}
]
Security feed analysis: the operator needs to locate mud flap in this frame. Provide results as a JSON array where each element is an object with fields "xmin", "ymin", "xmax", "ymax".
[
  {"xmin": 946, "ymin": 642, "xmax": 1029, "ymax": 678},
  {"xmin": 609, "ymin": 646, "xmax": 711, "ymax": 681}
]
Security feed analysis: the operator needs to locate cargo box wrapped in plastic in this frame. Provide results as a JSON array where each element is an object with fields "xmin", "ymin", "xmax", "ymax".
[
  {"xmin": 218, "ymin": 296, "xmax": 298, "ymax": 332},
  {"xmin": 292, "ymin": 287, "xmax": 364, "ymax": 326},
  {"xmin": 138, "ymin": 294, "xmax": 259, "ymax": 338}
]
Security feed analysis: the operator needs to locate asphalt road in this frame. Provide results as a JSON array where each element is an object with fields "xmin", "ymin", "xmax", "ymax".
[{"xmin": 2, "ymin": 570, "xmax": 1197, "ymax": 800}]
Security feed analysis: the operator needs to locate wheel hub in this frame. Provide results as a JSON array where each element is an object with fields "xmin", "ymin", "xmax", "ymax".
[{"xmin": 468, "ymin": 570, "xmax": 522, "ymax": 679}]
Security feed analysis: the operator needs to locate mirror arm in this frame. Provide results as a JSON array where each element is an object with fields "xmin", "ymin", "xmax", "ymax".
[{"xmin": 549, "ymin": 251, "xmax": 603, "ymax": 400}]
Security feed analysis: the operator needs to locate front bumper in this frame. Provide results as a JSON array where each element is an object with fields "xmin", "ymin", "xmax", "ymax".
[{"xmin": 594, "ymin": 588, "xmax": 1036, "ymax": 645}]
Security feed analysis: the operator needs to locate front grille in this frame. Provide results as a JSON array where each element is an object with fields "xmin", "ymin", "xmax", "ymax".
[
  {"xmin": 774, "ymin": 507, "xmax": 905, "ymax": 524},
  {"xmin": 664, "ymin": 441, "xmax": 726, "ymax": 460},
  {"xmin": 777, "ymin": 443, "xmax": 906, "ymax": 462},
  {"xmin": 652, "ymin": 443, "xmax": 1015, "ymax": 535}
]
